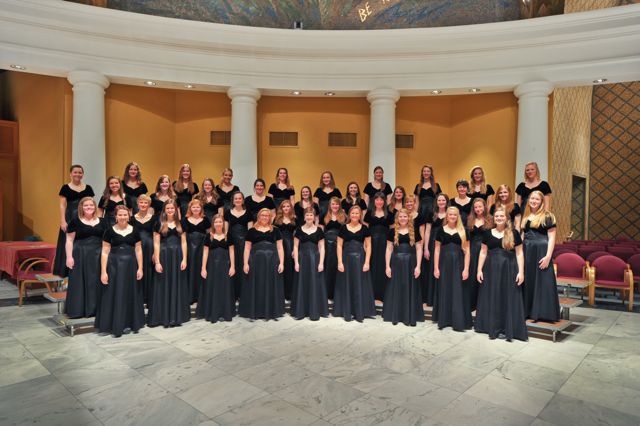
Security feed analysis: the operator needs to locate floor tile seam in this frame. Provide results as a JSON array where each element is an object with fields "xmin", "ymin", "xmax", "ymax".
[{"xmin": 210, "ymin": 394, "xmax": 321, "ymax": 425}]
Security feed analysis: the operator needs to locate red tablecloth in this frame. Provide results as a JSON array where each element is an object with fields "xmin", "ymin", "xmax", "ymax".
[{"xmin": 0, "ymin": 242, "xmax": 56, "ymax": 278}]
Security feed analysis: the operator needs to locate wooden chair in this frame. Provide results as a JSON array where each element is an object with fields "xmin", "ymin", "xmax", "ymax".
[
  {"xmin": 588, "ymin": 255, "xmax": 634, "ymax": 312},
  {"xmin": 16, "ymin": 257, "xmax": 53, "ymax": 306}
]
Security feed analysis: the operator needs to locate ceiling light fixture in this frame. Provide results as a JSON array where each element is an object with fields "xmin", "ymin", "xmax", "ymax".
[
  {"xmin": 593, "ymin": 78, "xmax": 608, "ymax": 84},
  {"xmin": 184, "ymin": 84, "xmax": 195, "ymax": 89},
  {"xmin": 430, "ymin": 90, "xmax": 442, "ymax": 95},
  {"xmin": 469, "ymin": 88, "xmax": 481, "ymax": 93},
  {"xmin": 10, "ymin": 64, "xmax": 26, "ymax": 70},
  {"xmin": 324, "ymin": 92, "xmax": 335, "ymax": 96},
  {"xmin": 144, "ymin": 80, "xmax": 157, "ymax": 86},
  {"xmin": 291, "ymin": 90, "xmax": 301, "ymax": 95}
]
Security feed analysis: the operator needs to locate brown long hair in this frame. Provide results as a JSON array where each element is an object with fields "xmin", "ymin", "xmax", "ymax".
[
  {"xmin": 123, "ymin": 162, "xmax": 142, "ymax": 184},
  {"xmin": 345, "ymin": 181, "xmax": 362, "ymax": 204},
  {"xmin": 101, "ymin": 176, "xmax": 126, "ymax": 209},
  {"xmin": 318, "ymin": 171, "xmax": 336, "ymax": 190},
  {"xmin": 197, "ymin": 178, "xmax": 220, "ymax": 204},
  {"xmin": 494, "ymin": 184, "xmax": 515, "ymax": 217},
  {"xmin": 155, "ymin": 175, "xmax": 176, "ymax": 199},
  {"xmin": 432, "ymin": 193, "xmax": 450, "ymax": 222},
  {"xmin": 185, "ymin": 199, "xmax": 204, "ymax": 219},
  {"xmin": 324, "ymin": 196, "xmax": 346, "ymax": 225},
  {"xmin": 467, "ymin": 198, "xmax": 492, "ymax": 230},
  {"xmin": 174, "ymin": 164, "xmax": 195, "ymax": 193},
  {"xmin": 274, "ymin": 167, "xmax": 293, "ymax": 189},
  {"xmin": 470, "ymin": 166, "xmax": 487, "ymax": 195},
  {"xmin": 419, "ymin": 165, "xmax": 436, "ymax": 188},
  {"xmin": 274, "ymin": 200, "xmax": 296, "ymax": 225},
  {"xmin": 77, "ymin": 196, "xmax": 98, "ymax": 220},
  {"xmin": 393, "ymin": 208, "xmax": 416, "ymax": 247},
  {"xmin": 209, "ymin": 213, "xmax": 227, "ymax": 239},
  {"xmin": 158, "ymin": 199, "xmax": 182, "ymax": 236}
]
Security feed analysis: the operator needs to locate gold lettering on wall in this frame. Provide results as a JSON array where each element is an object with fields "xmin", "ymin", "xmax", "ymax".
[{"xmin": 357, "ymin": 0, "xmax": 401, "ymax": 23}]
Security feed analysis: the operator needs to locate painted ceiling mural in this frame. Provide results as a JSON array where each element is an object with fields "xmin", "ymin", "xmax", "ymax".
[{"xmin": 65, "ymin": 0, "xmax": 568, "ymax": 30}]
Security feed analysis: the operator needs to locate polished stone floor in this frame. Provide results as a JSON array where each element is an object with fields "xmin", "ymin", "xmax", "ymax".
[{"xmin": 1, "ymin": 281, "xmax": 639, "ymax": 426}]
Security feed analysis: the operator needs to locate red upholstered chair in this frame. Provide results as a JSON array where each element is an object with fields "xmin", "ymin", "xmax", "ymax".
[
  {"xmin": 555, "ymin": 253, "xmax": 589, "ymax": 280},
  {"xmin": 628, "ymin": 254, "xmax": 640, "ymax": 286},
  {"xmin": 607, "ymin": 247, "xmax": 637, "ymax": 262},
  {"xmin": 588, "ymin": 255, "xmax": 634, "ymax": 311},
  {"xmin": 16, "ymin": 257, "xmax": 53, "ymax": 306},
  {"xmin": 587, "ymin": 251, "xmax": 612, "ymax": 264},
  {"xmin": 579, "ymin": 245, "xmax": 606, "ymax": 259},
  {"xmin": 553, "ymin": 247, "xmax": 577, "ymax": 260}
]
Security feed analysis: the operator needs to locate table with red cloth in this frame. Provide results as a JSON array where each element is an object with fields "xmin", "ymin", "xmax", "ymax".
[{"xmin": 0, "ymin": 241, "xmax": 56, "ymax": 278}]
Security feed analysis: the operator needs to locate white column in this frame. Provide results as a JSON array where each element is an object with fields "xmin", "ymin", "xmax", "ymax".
[
  {"xmin": 227, "ymin": 85, "xmax": 261, "ymax": 193},
  {"xmin": 367, "ymin": 88, "xmax": 400, "ymax": 187},
  {"xmin": 514, "ymin": 81, "xmax": 554, "ymax": 184},
  {"xmin": 67, "ymin": 70, "xmax": 110, "ymax": 193}
]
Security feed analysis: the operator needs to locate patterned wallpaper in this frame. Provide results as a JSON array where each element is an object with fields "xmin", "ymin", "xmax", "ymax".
[
  {"xmin": 589, "ymin": 82, "xmax": 640, "ymax": 240},
  {"xmin": 551, "ymin": 86, "xmax": 592, "ymax": 241}
]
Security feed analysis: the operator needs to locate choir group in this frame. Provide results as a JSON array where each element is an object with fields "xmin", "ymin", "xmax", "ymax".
[{"xmin": 52, "ymin": 161, "xmax": 559, "ymax": 342}]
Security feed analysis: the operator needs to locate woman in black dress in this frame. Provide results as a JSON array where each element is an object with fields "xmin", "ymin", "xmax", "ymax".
[
  {"xmin": 516, "ymin": 162, "xmax": 552, "ymax": 209},
  {"xmin": 240, "ymin": 208, "xmax": 285, "ymax": 320},
  {"xmin": 294, "ymin": 186, "xmax": 320, "ymax": 227},
  {"xmin": 414, "ymin": 165, "xmax": 442, "ymax": 220},
  {"xmin": 64, "ymin": 197, "xmax": 104, "ymax": 318},
  {"xmin": 216, "ymin": 168, "xmax": 240, "ymax": 212},
  {"xmin": 383, "ymin": 208, "xmax": 424, "ymax": 326},
  {"xmin": 432, "ymin": 206, "xmax": 471, "ymax": 331},
  {"xmin": 522, "ymin": 190, "xmax": 560, "ymax": 322},
  {"xmin": 476, "ymin": 207, "xmax": 527, "ymax": 341},
  {"xmin": 292, "ymin": 208, "xmax": 328, "ymax": 320},
  {"xmin": 55, "ymin": 164, "xmax": 95, "ymax": 277},
  {"xmin": 150, "ymin": 175, "xmax": 177, "ymax": 217},
  {"xmin": 423, "ymin": 193, "xmax": 449, "ymax": 306},
  {"xmin": 196, "ymin": 178, "xmax": 223, "ymax": 221},
  {"xmin": 274, "ymin": 200, "xmax": 296, "ymax": 300},
  {"xmin": 182, "ymin": 199, "xmax": 211, "ymax": 304},
  {"xmin": 364, "ymin": 192, "xmax": 394, "ymax": 301},
  {"xmin": 268, "ymin": 167, "xmax": 295, "ymax": 209},
  {"xmin": 341, "ymin": 181, "xmax": 367, "ymax": 213},
  {"xmin": 363, "ymin": 166, "xmax": 393, "ymax": 210},
  {"xmin": 198, "ymin": 214, "xmax": 236, "ymax": 323},
  {"xmin": 334, "ymin": 205, "xmax": 376, "ymax": 322},
  {"xmin": 469, "ymin": 166, "xmax": 495, "ymax": 206},
  {"xmin": 148, "ymin": 199, "xmax": 190, "ymax": 327},
  {"xmin": 490, "ymin": 184, "xmax": 522, "ymax": 231},
  {"xmin": 245, "ymin": 178, "xmax": 276, "ymax": 221},
  {"xmin": 122, "ymin": 162, "xmax": 148, "ymax": 214},
  {"xmin": 322, "ymin": 197, "xmax": 346, "ymax": 300},
  {"xmin": 388, "ymin": 186, "xmax": 406, "ymax": 216},
  {"xmin": 450, "ymin": 180, "xmax": 472, "ymax": 226},
  {"xmin": 314, "ymin": 171, "xmax": 342, "ymax": 219},
  {"xmin": 467, "ymin": 198, "xmax": 492, "ymax": 313},
  {"xmin": 225, "ymin": 191, "xmax": 253, "ymax": 300},
  {"xmin": 96, "ymin": 206, "xmax": 144, "ymax": 337},
  {"xmin": 173, "ymin": 164, "xmax": 199, "ymax": 218},
  {"xmin": 130, "ymin": 194, "xmax": 156, "ymax": 305},
  {"xmin": 99, "ymin": 176, "xmax": 130, "ymax": 227}
]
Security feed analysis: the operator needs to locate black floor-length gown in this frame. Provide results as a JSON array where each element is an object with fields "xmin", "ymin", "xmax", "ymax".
[
  {"xmin": 450, "ymin": 198, "xmax": 472, "ymax": 228},
  {"xmin": 333, "ymin": 225, "xmax": 376, "ymax": 322},
  {"xmin": 173, "ymin": 182, "xmax": 199, "ymax": 218},
  {"xmin": 239, "ymin": 227, "xmax": 285, "ymax": 320},
  {"xmin": 291, "ymin": 227, "xmax": 328, "ymax": 320},
  {"xmin": 423, "ymin": 214, "xmax": 444, "ymax": 306},
  {"xmin": 522, "ymin": 217, "xmax": 560, "ymax": 322},
  {"xmin": 54, "ymin": 184, "xmax": 95, "ymax": 277},
  {"xmin": 432, "ymin": 228, "xmax": 472, "ymax": 331},
  {"xmin": 469, "ymin": 184, "xmax": 495, "ymax": 203},
  {"xmin": 276, "ymin": 222, "xmax": 296, "ymax": 300},
  {"xmin": 341, "ymin": 198, "xmax": 367, "ymax": 214},
  {"xmin": 225, "ymin": 209, "xmax": 252, "ymax": 299},
  {"xmin": 475, "ymin": 231, "xmax": 528, "ymax": 341},
  {"xmin": 468, "ymin": 224, "xmax": 485, "ymax": 313},
  {"xmin": 294, "ymin": 201, "xmax": 320, "ymax": 227},
  {"xmin": 314, "ymin": 187, "xmax": 342, "ymax": 220},
  {"xmin": 490, "ymin": 203, "xmax": 522, "ymax": 225},
  {"xmin": 323, "ymin": 218, "xmax": 342, "ymax": 300},
  {"xmin": 182, "ymin": 217, "xmax": 211, "ymax": 304},
  {"xmin": 414, "ymin": 184, "xmax": 441, "ymax": 220},
  {"xmin": 383, "ymin": 230, "xmax": 424, "ymax": 326},
  {"xmin": 130, "ymin": 215, "xmax": 156, "ymax": 304},
  {"xmin": 515, "ymin": 181, "xmax": 552, "ymax": 209},
  {"xmin": 244, "ymin": 195, "xmax": 276, "ymax": 222},
  {"xmin": 202, "ymin": 197, "xmax": 224, "ymax": 222},
  {"xmin": 364, "ymin": 210, "xmax": 393, "ymax": 301},
  {"xmin": 268, "ymin": 184, "xmax": 295, "ymax": 209},
  {"xmin": 363, "ymin": 182, "xmax": 392, "ymax": 211},
  {"xmin": 149, "ymin": 194, "xmax": 179, "ymax": 218},
  {"xmin": 123, "ymin": 182, "xmax": 148, "ymax": 214},
  {"xmin": 215, "ymin": 184, "xmax": 240, "ymax": 212},
  {"xmin": 94, "ymin": 227, "xmax": 145, "ymax": 337},
  {"xmin": 64, "ymin": 217, "xmax": 104, "ymax": 318},
  {"xmin": 196, "ymin": 236, "xmax": 235, "ymax": 322},
  {"xmin": 99, "ymin": 195, "xmax": 131, "ymax": 227},
  {"xmin": 147, "ymin": 224, "xmax": 190, "ymax": 327}
]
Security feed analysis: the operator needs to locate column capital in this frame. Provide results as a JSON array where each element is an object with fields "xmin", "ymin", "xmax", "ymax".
[
  {"xmin": 227, "ymin": 85, "xmax": 261, "ymax": 102},
  {"xmin": 367, "ymin": 87, "xmax": 400, "ymax": 104},
  {"xmin": 514, "ymin": 81, "xmax": 554, "ymax": 99},
  {"xmin": 67, "ymin": 70, "xmax": 110, "ymax": 89}
]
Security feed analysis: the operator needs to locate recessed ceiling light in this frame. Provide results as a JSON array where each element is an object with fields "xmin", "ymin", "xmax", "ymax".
[
  {"xmin": 291, "ymin": 90, "xmax": 301, "ymax": 96},
  {"xmin": 144, "ymin": 80, "xmax": 157, "ymax": 86},
  {"xmin": 593, "ymin": 78, "xmax": 608, "ymax": 84},
  {"xmin": 184, "ymin": 84, "xmax": 195, "ymax": 89},
  {"xmin": 10, "ymin": 64, "xmax": 26, "ymax": 70},
  {"xmin": 324, "ymin": 92, "xmax": 335, "ymax": 96},
  {"xmin": 430, "ymin": 90, "xmax": 442, "ymax": 95},
  {"xmin": 469, "ymin": 88, "xmax": 481, "ymax": 93}
]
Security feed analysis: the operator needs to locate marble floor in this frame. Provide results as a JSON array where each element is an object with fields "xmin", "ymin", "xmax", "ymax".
[{"xmin": 1, "ymin": 281, "xmax": 639, "ymax": 426}]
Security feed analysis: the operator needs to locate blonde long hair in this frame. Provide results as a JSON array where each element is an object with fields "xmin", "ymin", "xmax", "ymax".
[
  {"xmin": 174, "ymin": 164, "xmax": 195, "ymax": 193},
  {"xmin": 77, "ymin": 196, "xmax": 98, "ymax": 220},
  {"xmin": 393, "ymin": 208, "xmax": 416, "ymax": 247},
  {"xmin": 470, "ymin": 166, "xmax": 487, "ymax": 195},
  {"xmin": 209, "ymin": 213, "xmax": 227, "ymax": 239},
  {"xmin": 324, "ymin": 196, "xmax": 346, "ymax": 225},
  {"xmin": 492, "ymin": 207, "xmax": 515, "ymax": 251},
  {"xmin": 158, "ymin": 199, "xmax": 182, "ymax": 236},
  {"xmin": 523, "ymin": 190, "xmax": 556, "ymax": 229},
  {"xmin": 445, "ymin": 206, "xmax": 467, "ymax": 245},
  {"xmin": 494, "ymin": 184, "xmax": 515, "ymax": 217},
  {"xmin": 274, "ymin": 200, "xmax": 296, "ymax": 225},
  {"xmin": 524, "ymin": 161, "xmax": 541, "ymax": 182}
]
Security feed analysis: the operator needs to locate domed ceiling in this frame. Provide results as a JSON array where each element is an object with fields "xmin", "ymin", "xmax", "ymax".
[{"xmin": 65, "ymin": 0, "xmax": 567, "ymax": 30}]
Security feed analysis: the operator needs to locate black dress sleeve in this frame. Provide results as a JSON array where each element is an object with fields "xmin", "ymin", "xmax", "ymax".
[
  {"xmin": 362, "ymin": 226, "xmax": 371, "ymax": 238},
  {"xmin": 102, "ymin": 227, "xmax": 113, "ymax": 243},
  {"xmin": 338, "ymin": 225, "xmax": 348, "ymax": 239},
  {"xmin": 58, "ymin": 185, "xmax": 70, "ymax": 198},
  {"xmin": 133, "ymin": 228, "xmax": 141, "ymax": 243},
  {"xmin": 272, "ymin": 227, "xmax": 282, "ymax": 241},
  {"xmin": 435, "ymin": 183, "xmax": 442, "ymax": 194},
  {"xmin": 482, "ymin": 229, "xmax": 491, "ymax": 245},
  {"xmin": 245, "ymin": 228, "xmax": 256, "ymax": 243},
  {"xmin": 513, "ymin": 231, "xmax": 523, "ymax": 247},
  {"xmin": 387, "ymin": 228, "xmax": 395, "ymax": 242},
  {"xmin": 413, "ymin": 184, "xmax": 420, "ymax": 196},
  {"xmin": 540, "ymin": 181, "xmax": 552, "ymax": 195},
  {"xmin": 486, "ymin": 184, "xmax": 495, "ymax": 196},
  {"xmin": 268, "ymin": 183, "xmax": 277, "ymax": 197},
  {"xmin": 86, "ymin": 185, "xmax": 95, "ymax": 197},
  {"xmin": 317, "ymin": 228, "xmax": 325, "ymax": 240},
  {"xmin": 153, "ymin": 221, "xmax": 162, "ymax": 233},
  {"xmin": 434, "ymin": 227, "xmax": 443, "ymax": 243},
  {"xmin": 67, "ymin": 218, "xmax": 79, "ymax": 233},
  {"xmin": 415, "ymin": 232, "xmax": 422, "ymax": 244},
  {"xmin": 334, "ymin": 189, "xmax": 343, "ymax": 199},
  {"xmin": 515, "ymin": 182, "xmax": 526, "ymax": 197},
  {"xmin": 265, "ymin": 197, "xmax": 276, "ymax": 210},
  {"xmin": 313, "ymin": 188, "xmax": 322, "ymax": 199}
]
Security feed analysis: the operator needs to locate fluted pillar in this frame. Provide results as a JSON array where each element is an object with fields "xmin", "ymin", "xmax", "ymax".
[
  {"xmin": 367, "ymin": 88, "xmax": 400, "ymax": 187},
  {"xmin": 67, "ymin": 70, "xmax": 110, "ymax": 192},
  {"xmin": 514, "ymin": 81, "xmax": 554, "ymax": 184},
  {"xmin": 227, "ymin": 85, "xmax": 261, "ymax": 193}
]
